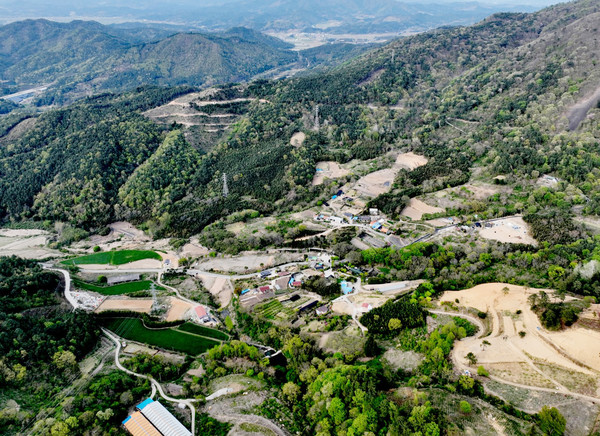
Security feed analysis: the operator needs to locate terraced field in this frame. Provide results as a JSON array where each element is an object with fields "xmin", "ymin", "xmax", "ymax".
[
  {"xmin": 254, "ymin": 299, "xmax": 295, "ymax": 320},
  {"xmin": 105, "ymin": 317, "xmax": 221, "ymax": 355}
]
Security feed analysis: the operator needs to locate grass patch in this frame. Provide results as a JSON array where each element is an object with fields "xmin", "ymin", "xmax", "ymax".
[
  {"xmin": 177, "ymin": 322, "xmax": 229, "ymax": 341},
  {"xmin": 104, "ymin": 317, "xmax": 220, "ymax": 355},
  {"xmin": 62, "ymin": 250, "xmax": 161, "ymax": 266},
  {"xmin": 225, "ymin": 315, "xmax": 234, "ymax": 330},
  {"xmin": 239, "ymin": 422, "xmax": 276, "ymax": 436},
  {"xmin": 73, "ymin": 279, "xmax": 164, "ymax": 296}
]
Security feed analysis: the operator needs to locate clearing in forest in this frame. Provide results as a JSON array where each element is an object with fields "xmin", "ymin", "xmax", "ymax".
[
  {"xmin": 401, "ymin": 198, "xmax": 444, "ymax": 220},
  {"xmin": 439, "ymin": 283, "xmax": 600, "ymax": 396},
  {"xmin": 477, "ymin": 217, "xmax": 536, "ymax": 245}
]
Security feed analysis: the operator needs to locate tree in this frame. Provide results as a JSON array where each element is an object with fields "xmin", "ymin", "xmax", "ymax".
[
  {"xmin": 388, "ymin": 318, "xmax": 403, "ymax": 331},
  {"xmin": 364, "ymin": 335, "xmax": 380, "ymax": 357},
  {"xmin": 52, "ymin": 350, "xmax": 77, "ymax": 371},
  {"xmin": 458, "ymin": 375, "xmax": 475, "ymax": 394},
  {"xmin": 328, "ymin": 397, "xmax": 347, "ymax": 426},
  {"xmin": 282, "ymin": 382, "xmax": 301, "ymax": 404},
  {"xmin": 538, "ymin": 406, "xmax": 566, "ymax": 436},
  {"xmin": 459, "ymin": 401, "xmax": 472, "ymax": 414},
  {"xmin": 465, "ymin": 352, "xmax": 478, "ymax": 365}
]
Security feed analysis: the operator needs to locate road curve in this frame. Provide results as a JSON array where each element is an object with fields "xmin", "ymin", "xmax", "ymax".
[
  {"xmin": 43, "ymin": 266, "xmax": 78, "ymax": 310},
  {"xmin": 102, "ymin": 329, "xmax": 198, "ymax": 435}
]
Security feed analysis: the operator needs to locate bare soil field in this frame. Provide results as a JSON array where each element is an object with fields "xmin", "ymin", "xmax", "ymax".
[
  {"xmin": 440, "ymin": 283, "xmax": 600, "ymax": 397},
  {"xmin": 401, "ymin": 198, "xmax": 444, "ymax": 220},
  {"xmin": 353, "ymin": 168, "xmax": 397, "ymax": 197},
  {"xmin": 165, "ymin": 297, "xmax": 194, "ymax": 322},
  {"xmin": 0, "ymin": 229, "xmax": 63, "ymax": 259},
  {"xmin": 312, "ymin": 161, "xmax": 350, "ymax": 186},
  {"xmin": 290, "ymin": 131, "xmax": 306, "ymax": 147},
  {"xmin": 394, "ymin": 152, "xmax": 428, "ymax": 171},
  {"xmin": 194, "ymin": 274, "xmax": 233, "ymax": 307},
  {"xmin": 478, "ymin": 217, "xmax": 536, "ymax": 245},
  {"xmin": 196, "ymin": 251, "xmax": 303, "ymax": 273},
  {"xmin": 180, "ymin": 239, "xmax": 210, "ymax": 258},
  {"xmin": 96, "ymin": 298, "xmax": 153, "ymax": 313}
]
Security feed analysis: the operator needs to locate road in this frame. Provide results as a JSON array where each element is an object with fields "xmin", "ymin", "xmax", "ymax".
[
  {"xmin": 103, "ymin": 328, "xmax": 198, "ymax": 435},
  {"xmin": 42, "ymin": 265, "xmax": 79, "ymax": 309}
]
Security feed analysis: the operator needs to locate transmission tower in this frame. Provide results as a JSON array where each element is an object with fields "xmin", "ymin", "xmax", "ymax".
[
  {"xmin": 314, "ymin": 105, "xmax": 320, "ymax": 131},
  {"xmin": 222, "ymin": 173, "xmax": 229, "ymax": 198},
  {"xmin": 150, "ymin": 282, "xmax": 158, "ymax": 312}
]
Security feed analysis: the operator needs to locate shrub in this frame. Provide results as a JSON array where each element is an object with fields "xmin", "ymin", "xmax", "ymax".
[
  {"xmin": 477, "ymin": 366, "xmax": 489, "ymax": 377},
  {"xmin": 477, "ymin": 311, "xmax": 487, "ymax": 319},
  {"xmin": 537, "ymin": 406, "xmax": 566, "ymax": 436},
  {"xmin": 465, "ymin": 352, "xmax": 477, "ymax": 365},
  {"xmin": 93, "ymin": 245, "xmax": 101, "ymax": 252},
  {"xmin": 518, "ymin": 331, "xmax": 526, "ymax": 338},
  {"xmin": 459, "ymin": 401, "xmax": 472, "ymax": 414}
]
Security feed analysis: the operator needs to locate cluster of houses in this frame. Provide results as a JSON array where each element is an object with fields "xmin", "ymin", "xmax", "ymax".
[{"xmin": 314, "ymin": 206, "xmax": 392, "ymax": 235}]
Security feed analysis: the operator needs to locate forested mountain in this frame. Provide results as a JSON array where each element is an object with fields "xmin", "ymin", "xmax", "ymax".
[
  {"xmin": 2, "ymin": 0, "xmax": 600, "ymax": 241},
  {"xmin": 0, "ymin": 19, "xmax": 300, "ymax": 104},
  {"xmin": 0, "ymin": 0, "xmax": 541, "ymax": 36}
]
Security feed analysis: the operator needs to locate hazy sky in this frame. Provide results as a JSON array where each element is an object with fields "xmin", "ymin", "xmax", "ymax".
[{"xmin": 0, "ymin": 0, "xmax": 567, "ymax": 27}]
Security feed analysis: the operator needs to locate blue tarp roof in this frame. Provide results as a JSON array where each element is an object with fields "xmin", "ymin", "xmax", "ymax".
[
  {"xmin": 137, "ymin": 398, "xmax": 154, "ymax": 411},
  {"xmin": 122, "ymin": 416, "xmax": 131, "ymax": 425},
  {"xmin": 341, "ymin": 281, "xmax": 353, "ymax": 295},
  {"xmin": 241, "ymin": 288, "xmax": 250, "ymax": 295}
]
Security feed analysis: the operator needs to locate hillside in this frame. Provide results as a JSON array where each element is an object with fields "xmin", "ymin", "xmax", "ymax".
[
  {"xmin": 2, "ymin": 0, "xmax": 600, "ymax": 241},
  {"xmin": 0, "ymin": 20, "xmax": 300, "ymax": 104}
]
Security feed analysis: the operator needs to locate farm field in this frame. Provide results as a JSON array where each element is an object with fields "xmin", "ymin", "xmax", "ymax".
[
  {"xmin": 177, "ymin": 322, "xmax": 229, "ymax": 341},
  {"xmin": 105, "ymin": 317, "xmax": 221, "ymax": 355},
  {"xmin": 254, "ymin": 299, "xmax": 295, "ymax": 320},
  {"xmin": 73, "ymin": 279, "xmax": 164, "ymax": 296},
  {"xmin": 439, "ymin": 283, "xmax": 600, "ymax": 398},
  {"xmin": 61, "ymin": 250, "xmax": 162, "ymax": 266}
]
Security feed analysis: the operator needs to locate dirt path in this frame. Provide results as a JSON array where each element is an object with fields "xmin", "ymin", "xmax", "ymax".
[
  {"xmin": 211, "ymin": 413, "xmax": 289, "ymax": 436},
  {"xmin": 437, "ymin": 310, "xmax": 600, "ymax": 405}
]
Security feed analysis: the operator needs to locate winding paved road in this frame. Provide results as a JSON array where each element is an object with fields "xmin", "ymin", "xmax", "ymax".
[{"xmin": 102, "ymin": 329, "xmax": 198, "ymax": 435}]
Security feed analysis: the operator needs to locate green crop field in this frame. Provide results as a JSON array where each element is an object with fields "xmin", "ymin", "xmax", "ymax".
[
  {"xmin": 61, "ymin": 250, "xmax": 162, "ymax": 266},
  {"xmin": 104, "ymin": 317, "xmax": 220, "ymax": 355},
  {"xmin": 73, "ymin": 279, "xmax": 164, "ymax": 296},
  {"xmin": 177, "ymin": 322, "xmax": 229, "ymax": 341}
]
